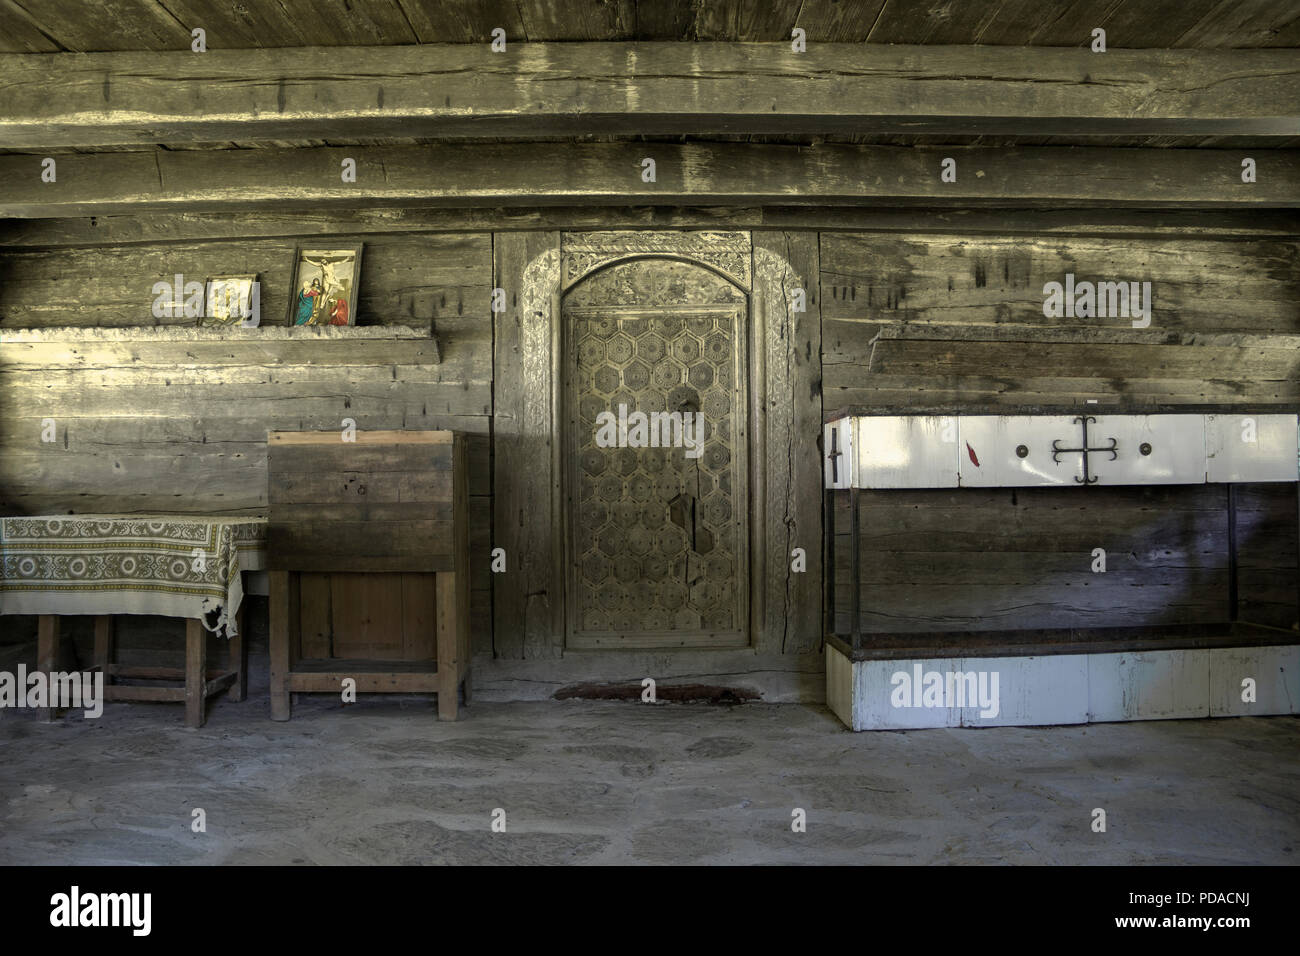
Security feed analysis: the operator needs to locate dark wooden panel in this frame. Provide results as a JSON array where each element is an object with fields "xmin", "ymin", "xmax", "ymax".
[
  {"xmin": 272, "ymin": 550, "xmax": 456, "ymax": 574},
  {"xmin": 267, "ymin": 431, "xmax": 461, "ymax": 572},
  {"xmin": 795, "ymin": 1, "xmax": 889, "ymax": 42},
  {"xmin": 8, "ymin": 0, "xmax": 190, "ymax": 52},
  {"xmin": 401, "ymin": 572, "xmax": 438, "ymax": 660},
  {"xmin": 328, "ymin": 573, "xmax": 408, "ymax": 660},
  {"xmin": 1235, "ymin": 483, "xmax": 1300, "ymax": 629},
  {"xmin": 830, "ymin": 485, "xmax": 1243, "ymax": 635},
  {"xmin": 298, "ymin": 573, "xmax": 334, "ymax": 658},
  {"xmin": 0, "ymin": 0, "xmax": 62, "ymax": 52},
  {"xmin": 267, "ymin": 442, "xmax": 451, "ymax": 476},
  {"xmin": 398, "ymin": 0, "xmax": 526, "ymax": 43},
  {"xmin": 163, "ymin": 0, "xmax": 419, "ymax": 48},
  {"xmin": 269, "ymin": 519, "xmax": 455, "ymax": 557}
]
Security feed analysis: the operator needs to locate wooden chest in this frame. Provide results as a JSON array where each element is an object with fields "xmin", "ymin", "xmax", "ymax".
[{"xmin": 266, "ymin": 430, "xmax": 470, "ymax": 720}]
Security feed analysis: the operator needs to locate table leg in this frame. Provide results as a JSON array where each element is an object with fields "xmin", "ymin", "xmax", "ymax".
[
  {"xmin": 185, "ymin": 619, "xmax": 207, "ymax": 729},
  {"xmin": 436, "ymin": 571, "xmax": 460, "ymax": 720},
  {"xmin": 37, "ymin": 615, "xmax": 60, "ymax": 722},
  {"xmin": 93, "ymin": 615, "xmax": 114, "ymax": 687},
  {"xmin": 228, "ymin": 603, "xmax": 248, "ymax": 703},
  {"xmin": 269, "ymin": 571, "xmax": 295, "ymax": 721}
]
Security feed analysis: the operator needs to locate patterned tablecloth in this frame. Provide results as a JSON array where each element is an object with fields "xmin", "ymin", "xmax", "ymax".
[{"xmin": 0, "ymin": 515, "xmax": 267, "ymax": 637}]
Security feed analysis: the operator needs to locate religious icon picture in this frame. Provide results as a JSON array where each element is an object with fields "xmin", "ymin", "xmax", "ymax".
[
  {"xmin": 203, "ymin": 274, "xmax": 260, "ymax": 327},
  {"xmin": 286, "ymin": 244, "xmax": 362, "ymax": 327}
]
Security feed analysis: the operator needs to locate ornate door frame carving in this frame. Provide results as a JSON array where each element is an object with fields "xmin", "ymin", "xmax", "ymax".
[{"xmin": 500, "ymin": 229, "xmax": 812, "ymax": 657}]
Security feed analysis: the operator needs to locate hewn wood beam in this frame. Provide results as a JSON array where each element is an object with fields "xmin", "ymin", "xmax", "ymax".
[
  {"xmin": 1, "ymin": 143, "xmax": 1294, "ymax": 217},
  {"xmin": 0, "ymin": 42, "xmax": 1297, "ymax": 148},
  {"xmin": 3, "ymin": 208, "xmax": 1298, "ymax": 247}
]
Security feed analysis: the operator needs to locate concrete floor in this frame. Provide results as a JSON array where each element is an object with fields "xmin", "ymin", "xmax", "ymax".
[{"xmin": 1, "ymin": 650, "xmax": 1297, "ymax": 865}]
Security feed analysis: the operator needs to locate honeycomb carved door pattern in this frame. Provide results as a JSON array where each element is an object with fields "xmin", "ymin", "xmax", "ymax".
[{"xmin": 564, "ymin": 256, "xmax": 749, "ymax": 649}]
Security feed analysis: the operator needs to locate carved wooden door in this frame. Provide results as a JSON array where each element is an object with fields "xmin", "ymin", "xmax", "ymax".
[{"xmin": 564, "ymin": 257, "xmax": 749, "ymax": 648}]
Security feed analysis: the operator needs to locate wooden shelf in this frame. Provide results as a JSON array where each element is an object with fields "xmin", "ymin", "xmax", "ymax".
[{"xmin": 0, "ymin": 324, "xmax": 433, "ymax": 342}]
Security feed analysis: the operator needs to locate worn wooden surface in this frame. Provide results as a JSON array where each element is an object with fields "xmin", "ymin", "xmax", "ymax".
[
  {"xmin": 6, "ymin": 144, "xmax": 1298, "ymax": 218},
  {"xmin": 268, "ymin": 570, "xmax": 299, "ymax": 721},
  {"xmin": 293, "ymin": 572, "xmax": 437, "ymax": 660},
  {"xmin": 753, "ymin": 232, "xmax": 823, "ymax": 653},
  {"xmin": 263, "ymin": 437, "xmax": 467, "ymax": 718},
  {"xmin": 184, "ymin": 617, "xmax": 207, "ymax": 728},
  {"xmin": 492, "ymin": 231, "xmax": 561, "ymax": 659},
  {"xmin": 3, "ymin": 1, "xmax": 1297, "ymax": 51},
  {"xmin": 267, "ymin": 430, "xmax": 458, "ymax": 572},
  {"xmin": 821, "ymin": 230, "xmax": 1300, "ymax": 410},
  {"xmin": 0, "ymin": 233, "xmax": 482, "ymax": 329},
  {"xmin": 4, "ymin": 208, "xmax": 1297, "ymax": 249},
  {"xmin": 3, "ymin": 43, "xmax": 1297, "ymax": 148},
  {"xmin": 564, "ymin": 250, "xmax": 750, "ymax": 649},
  {"xmin": 0, "ymin": 227, "xmax": 494, "ymax": 652}
]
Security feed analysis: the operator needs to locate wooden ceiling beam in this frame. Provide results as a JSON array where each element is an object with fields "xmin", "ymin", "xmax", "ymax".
[
  {"xmin": 0, "ymin": 42, "xmax": 1297, "ymax": 148},
  {"xmin": 2, "ymin": 143, "xmax": 1294, "ymax": 217}
]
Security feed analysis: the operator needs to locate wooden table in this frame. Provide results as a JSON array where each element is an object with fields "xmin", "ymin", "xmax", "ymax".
[{"xmin": 0, "ymin": 514, "xmax": 267, "ymax": 727}]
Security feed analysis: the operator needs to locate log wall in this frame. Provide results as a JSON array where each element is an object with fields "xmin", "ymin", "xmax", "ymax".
[
  {"xmin": 2, "ymin": 210, "xmax": 1297, "ymax": 660},
  {"xmin": 821, "ymin": 222, "xmax": 1300, "ymax": 636},
  {"xmin": 0, "ymin": 222, "xmax": 494, "ymax": 653}
]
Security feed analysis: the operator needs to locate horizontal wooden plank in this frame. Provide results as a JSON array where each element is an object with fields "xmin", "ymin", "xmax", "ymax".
[
  {"xmin": 866, "ymin": 338, "xmax": 1300, "ymax": 379},
  {"xmin": 4, "ymin": 143, "xmax": 1298, "ymax": 217},
  {"xmin": 0, "ymin": 341, "xmax": 445, "ymax": 373},
  {"xmin": 845, "ymin": 556, "xmax": 1233, "ymax": 585},
  {"xmin": 819, "ymin": 232, "xmax": 1300, "ymax": 334},
  {"xmin": 268, "ymin": 518, "xmax": 456, "ymax": 570},
  {"xmin": 4, "ymin": 208, "xmax": 1298, "ymax": 249},
  {"xmin": 0, "ymin": 413, "xmax": 488, "ymax": 447},
  {"xmin": 270, "ymin": 553, "xmax": 456, "ymax": 574},
  {"xmin": 0, "ymin": 382, "xmax": 492, "ymax": 419},
  {"xmin": 286, "ymin": 671, "xmax": 441, "ymax": 693},
  {"xmin": 835, "ymin": 623, "xmax": 1299, "ymax": 661},
  {"xmin": 268, "ymin": 429, "xmax": 453, "ymax": 445},
  {"xmin": 823, "ymin": 380, "xmax": 1300, "ymax": 408},
  {"xmin": 3, "ymin": 43, "xmax": 1297, "ymax": 148},
  {"xmin": 102, "ymin": 685, "xmax": 186, "ymax": 702},
  {"xmin": 836, "ymin": 484, "xmax": 1231, "ymax": 510},
  {"xmin": 269, "ymin": 501, "xmax": 452, "ymax": 523},
  {"xmin": 269, "ymin": 444, "xmax": 452, "ymax": 481},
  {"xmin": 824, "ymin": 322, "xmax": 1300, "ymax": 356},
  {"xmin": 268, "ymin": 470, "xmax": 452, "ymax": 505}
]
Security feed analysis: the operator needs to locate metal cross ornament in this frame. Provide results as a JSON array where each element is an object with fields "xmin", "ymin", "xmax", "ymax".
[
  {"xmin": 1051, "ymin": 415, "xmax": 1118, "ymax": 484},
  {"xmin": 827, "ymin": 426, "xmax": 843, "ymax": 483}
]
